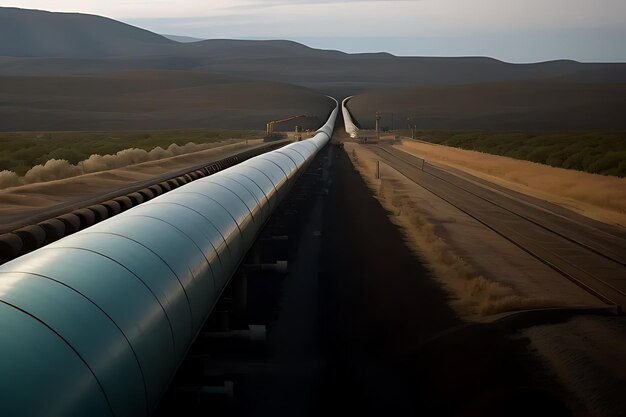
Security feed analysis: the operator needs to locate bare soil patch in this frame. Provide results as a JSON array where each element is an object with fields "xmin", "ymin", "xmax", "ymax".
[{"xmin": 345, "ymin": 142, "xmax": 603, "ymax": 319}]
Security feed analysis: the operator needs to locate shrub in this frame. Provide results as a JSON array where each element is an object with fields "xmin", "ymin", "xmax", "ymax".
[{"xmin": 0, "ymin": 128, "xmax": 262, "ymax": 175}]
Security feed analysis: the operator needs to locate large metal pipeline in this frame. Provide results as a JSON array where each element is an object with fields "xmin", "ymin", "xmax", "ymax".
[
  {"xmin": 342, "ymin": 96, "xmax": 359, "ymax": 138},
  {"xmin": 0, "ymin": 98, "xmax": 338, "ymax": 417}
]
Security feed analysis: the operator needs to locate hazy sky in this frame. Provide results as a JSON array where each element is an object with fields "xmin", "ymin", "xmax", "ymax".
[{"xmin": 5, "ymin": 0, "xmax": 626, "ymax": 62}]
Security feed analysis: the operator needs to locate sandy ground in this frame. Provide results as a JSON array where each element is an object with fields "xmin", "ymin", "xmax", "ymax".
[
  {"xmin": 345, "ymin": 142, "xmax": 603, "ymax": 319},
  {"xmin": 0, "ymin": 140, "xmax": 261, "ymax": 219},
  {"xmin": 394, "ymin": 139, "xmax": 626, "ymax": 228},
  {"xmin": 525, "ymin": 316, "xmax": 626, "ymax": 417},
  {"xmin": 346, "ymin": 141, "xmax": 626, "ymax": 416}
]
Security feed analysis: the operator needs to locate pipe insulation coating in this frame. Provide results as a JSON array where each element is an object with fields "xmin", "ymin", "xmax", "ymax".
[{"xmin": 0, "ymin": 98, "xmax": 339, "ymax": 417}]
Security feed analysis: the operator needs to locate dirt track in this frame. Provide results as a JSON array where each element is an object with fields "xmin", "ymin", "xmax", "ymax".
[
  {"xmin": 317, "ymin": 146, "xmax": 576, "ymax": 417},
  {"xmin": 152, "ymin": 136, "xmax": 581, "ymax": 417},
  {"xmin": 204, "ymin": 141, "xmax": 575, "ymax": 417},
  {"xmin": 317, "ymin": 143, "xmax": 458, "ymax": 415}
]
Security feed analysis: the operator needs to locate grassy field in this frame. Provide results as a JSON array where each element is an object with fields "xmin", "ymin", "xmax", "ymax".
[
  {"xmin": 0, "ymin": 129, "xmax": 263, "ymax": 175},
  {"xmin": 400, "ymin": 130, "xmax": 626, "ymax": 177}
]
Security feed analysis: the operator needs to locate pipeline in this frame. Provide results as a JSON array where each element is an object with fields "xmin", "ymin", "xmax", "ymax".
[
  {"xmin": 0, "ymin": 141, "xmax": 288, "ymax": 264},
  {"xmin": 342, "ymin": 96, "xmax": 359, "ymax": 138},
  {"xmin": 0, "ymin": 98, "xmax": 339, "ymax": 417}
]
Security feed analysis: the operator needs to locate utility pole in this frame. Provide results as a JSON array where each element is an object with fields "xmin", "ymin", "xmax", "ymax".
[{"xmin": 375, "ymin": 112, "xmax": 381, "ymax": 141}]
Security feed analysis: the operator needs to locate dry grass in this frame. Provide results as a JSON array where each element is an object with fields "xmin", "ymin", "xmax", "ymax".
[
  {"xmin": 345, "ymin": 142, "xmax": 556, "ymax": 319},
  {"xmin": 396, "ymin": 140, "xmax": 626, "ymax": 227}
]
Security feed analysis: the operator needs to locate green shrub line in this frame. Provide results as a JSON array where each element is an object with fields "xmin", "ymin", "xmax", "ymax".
[
  {"xmin": 400, "ymin": 130, "xmax": 626, "ymax": 178},
  {"xmin": 0, "ymin": 129, "xmax": 263, "ymax": 176}
]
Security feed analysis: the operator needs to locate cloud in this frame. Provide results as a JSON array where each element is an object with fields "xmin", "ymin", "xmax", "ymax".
[{"xmin": 206, "ymin": 0, "xmax": 417, "ymax": 17}]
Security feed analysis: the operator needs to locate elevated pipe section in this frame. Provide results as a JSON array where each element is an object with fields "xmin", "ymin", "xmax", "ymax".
[
  {"xmin": 342, "ymin": 96, "xmax": 359, "ymax": 138},
  {"xmin": 0, "ymin": 98, "xmax": 338, "ymax": 417}
]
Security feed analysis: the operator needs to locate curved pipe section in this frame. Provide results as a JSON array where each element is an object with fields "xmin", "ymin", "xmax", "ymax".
[
  {"xmin": 342, "ymin": 96, "xmax": 359, "ymax": 138},
  {"xmin": 0, "ymin": 98, "xmax": 339, "ymax": 417}
]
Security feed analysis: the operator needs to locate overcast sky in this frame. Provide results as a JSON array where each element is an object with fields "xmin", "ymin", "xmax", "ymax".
[{"xmin": 5, "ymin": 0, "xmax": 626, "ymax": 62}]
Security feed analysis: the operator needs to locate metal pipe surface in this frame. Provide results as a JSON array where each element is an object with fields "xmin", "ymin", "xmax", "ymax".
[{"xmin": 0, "ymin": 98, "xmax": 339, "ymax": 417}]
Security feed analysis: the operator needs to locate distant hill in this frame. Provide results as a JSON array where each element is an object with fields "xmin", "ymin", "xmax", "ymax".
[
  {"xmin": 0, "ymin": 7, "xmax": 352, "ymax": 60},
  {"xmin": 162, "ymin": 34, "xmax": 205, "ymax": 43},
  {"xmin": 348, "ymin": 81, "xmax": 626, "ymax": 130},
  {"xmin": 180, "ymin": 39, "xmax": 350, "ymax": 59},
  {"xmin": 0, "ymin": 70, "xmax": 334, "ymax": 131},
  {"xmin": 1, "ymin": 6, "xmax": 625, "ymax": 132},
  {"xmin": 0, "ymin": 7, "xmax": 174, "ymax": 58},
  {"xmin": 1, "ymin": 6, "xmax": 624, "ymax": 96}
]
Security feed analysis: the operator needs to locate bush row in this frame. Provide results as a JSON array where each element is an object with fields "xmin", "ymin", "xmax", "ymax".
[{"xmin": 404, "ymin": 130, "xmax": 626, "ymax": 177}]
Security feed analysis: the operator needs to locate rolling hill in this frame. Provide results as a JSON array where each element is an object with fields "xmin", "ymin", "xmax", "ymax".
[
  {"xmin": 2, "ymin": 7, "xmax": 624, "ymax": 89},
  {"xmin": 0, "ymin": 7, "xmax": 174, "ymax": 58},
  {"xmin": 347, "ymin": 82, "xmax": 626, "ymax": 130},
  {"xmin": 1, "ymin": 6, "xmax": 625, "ymax": 131},
  {"xmin": 0, "ymin": 7, "xmax": 351, "ymax": 60},
  {"xmin": 162, "ymin": 34, "xmax": 205, "ymax": 43},
  {"xmin": 0, "ymin": 70, "xmax": 334, "ymax": 131}
]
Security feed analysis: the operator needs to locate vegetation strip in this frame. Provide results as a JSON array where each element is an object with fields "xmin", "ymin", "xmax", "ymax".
[
  {"xmin": 400, "ymin": 130, "xmax": 626, "ymax": 177},
  {"xmin": 0, "ymin": 129, "xmax": 262, "ymax": 178}
]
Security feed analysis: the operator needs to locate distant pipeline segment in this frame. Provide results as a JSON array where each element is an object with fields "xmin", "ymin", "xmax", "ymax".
[
  {"xmin": 0, "ymin": 98, "xmax": 338, "ymax": 417},
  {"xmin": 342, "ymin": 96, "xmax": 360, "ymax": 138}
]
